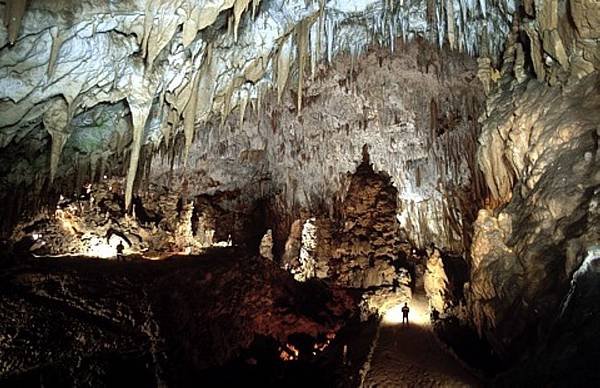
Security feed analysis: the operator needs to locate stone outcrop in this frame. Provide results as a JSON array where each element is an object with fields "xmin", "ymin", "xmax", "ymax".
[
  {"xmin": 330, "ymin": 160, "xmax": 403, "ymax": 289},
  {"xmin": 10, "ymin": 177, "xmax": 266, "ymax": 257},
  {"xmin": 0, "ymin": 250, "xmax": 355, "ymax": 386},
  {"xmin": 468, "ymin": 72, "xmax": 600, "ymax": 356},
  {"xmin": 424, "ymin": 248, "xmax": 450, "ymax": 313}
]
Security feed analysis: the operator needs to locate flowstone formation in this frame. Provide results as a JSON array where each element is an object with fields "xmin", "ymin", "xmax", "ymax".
[
  {"xmin": 0, "ymin": 0, "xmax": 508, "ymax": 238},
  {"xmin": 462, "ymin": 0, "xmax": 600, "ymax": 381}
]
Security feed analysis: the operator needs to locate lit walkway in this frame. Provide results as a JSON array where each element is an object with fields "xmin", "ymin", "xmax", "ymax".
[{"xmin": 362, "ymin": 294, "xmax": 481, "ymax": 387}]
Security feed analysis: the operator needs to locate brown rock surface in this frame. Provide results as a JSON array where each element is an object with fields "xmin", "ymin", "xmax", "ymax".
[{"xmin": 0, "ymin": 249, "xmax": 355, "ymax": 386}]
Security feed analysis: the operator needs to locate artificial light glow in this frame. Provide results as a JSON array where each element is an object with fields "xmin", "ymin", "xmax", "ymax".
[
  {"xmin": 86, "ymin": 235, "xmax": 128, "ymax": 259},
  {"xmin": 279, "ymin": 343, "xmax": 300, "ymax": 361},
  {"xmin": 88, "ymin": 242, "xmax": 116, "ymax": 259},
  {"xmin": 383, "ymin": 302, "xmax": 429, "ymax": 326},
  {"xmin": 383, "ymin": 304, "xmax": 406, "ymax": 324}
]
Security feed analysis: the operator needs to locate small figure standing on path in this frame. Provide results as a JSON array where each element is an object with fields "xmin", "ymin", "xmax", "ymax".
[
  {"xmin": 116, "ymin": 241, "xmax": 124, "ymax": 261},
  {"xmin": 402, "ymin": 302, "xmax": 410, "ymax": 325}
]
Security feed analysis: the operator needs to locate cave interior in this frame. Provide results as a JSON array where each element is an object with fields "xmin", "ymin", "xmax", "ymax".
[{"xmin": 0, "ymin": 0, "xmax": 599, "ymax": 386}]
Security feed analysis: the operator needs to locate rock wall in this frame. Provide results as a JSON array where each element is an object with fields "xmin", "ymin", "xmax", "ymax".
[
  {"xmin": 154, "ymin": 41, "xmax": 488, "ymax": 257},
  {"xmin": 10, "ymin": 177, "xmax": 265, "ymax": 257},
  {"xmin": 466, "ymin": 0, "xmax": 600, "ymax": 361}
]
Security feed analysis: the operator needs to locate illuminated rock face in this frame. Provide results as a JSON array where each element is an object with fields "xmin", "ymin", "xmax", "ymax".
[
  {"xmin": 424, "ymin": 248, "xmax": 450, "ymax": 313},
  {"xmin": 466, "ymin": 75, "xmax": 600, "ymax": 358},
  {"xmin": 282, "ymin": 159, "xmax": 406, "ymax": 287},
  {"xmin": 463, "ymin": 1, "xmax": 600, "ymax": 365},
  {"xmin": 11, "ymin": 178, "xmax": 266, "ymax": 257},
  {"xmin": 0, "ymin": 0, "xmax": 498, "ymax": 251},
  {"xmin": 5, "ymin": 37, "xmax": 487, "ymax": 259}
]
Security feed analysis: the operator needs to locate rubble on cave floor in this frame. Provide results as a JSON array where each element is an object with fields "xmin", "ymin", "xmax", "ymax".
[
  {"xmin": 0, "ymin": 247, "xmax": 357, "ymax": 387},
  {"xmin": 9, "ymin": 178, "xmax": 264, "ymax": 259}
]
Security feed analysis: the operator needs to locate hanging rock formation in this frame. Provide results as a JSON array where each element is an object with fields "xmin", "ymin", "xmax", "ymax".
[{"xmin": 0, "ymin": 0, "xmax": 507, "ymax": 236}]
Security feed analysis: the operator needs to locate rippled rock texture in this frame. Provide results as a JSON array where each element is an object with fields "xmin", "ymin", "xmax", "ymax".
[{"xmin": 468, "ymin": 74, "xmax": 600, "ymax": 360}]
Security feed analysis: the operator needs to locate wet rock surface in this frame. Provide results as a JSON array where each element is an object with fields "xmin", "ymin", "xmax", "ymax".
[
  {"xmin": 0, "ymin": 248, "xmax": 356, "ymax": 387},
  {"xmin": 468, "ymin": 74, "xmax": 600, "ymax": 359}
]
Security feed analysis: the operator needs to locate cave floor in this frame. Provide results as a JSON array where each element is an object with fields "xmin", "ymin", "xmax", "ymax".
[{"xmin": 363, "ymin": 293, "xmax": 481, "ymax": 388}]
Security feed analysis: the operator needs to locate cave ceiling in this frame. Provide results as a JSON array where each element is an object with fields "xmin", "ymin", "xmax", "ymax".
[{"xmin": 0, "ymin": 0, "xmax": 514, "ymax": 204}]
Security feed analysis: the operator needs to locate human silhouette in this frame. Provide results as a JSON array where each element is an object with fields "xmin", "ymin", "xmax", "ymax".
[
  {"xmin": 116, "ymin": 241, "xmax": 124, "ymax": 261},
  {"xmin": 401, "ymin": 303, "xmax": 410, "ymax": 325}
]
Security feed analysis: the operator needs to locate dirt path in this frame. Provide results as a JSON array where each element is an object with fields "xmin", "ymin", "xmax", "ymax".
[{"xmin": 362, "ymin": 294, "xmax": 481, "ymax": 388}]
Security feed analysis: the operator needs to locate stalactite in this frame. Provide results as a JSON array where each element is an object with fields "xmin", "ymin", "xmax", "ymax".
[
  {"xmin": 277, "ymin": 34, "xmax": 292, "ymax": 104},
  {"xmin": 196, "ymin": 44, "xmax": 216, "ymax": 123},
  {"xmin": 183, "ymin": 71, "xmax": 200, "ymax": 164},
  {"xmin": 47, "ymin": 28, "xmax": 66, "ymax": 79},
  {"xmin": 239, "ymin": 89, "xmax": 248, "ymax": 128},
  {"xmin": 326, "ymin": 17, "xmax": 335, "ymax": 64},
  {"xmin": 146, "ymin": 9, "xmax": 179, "ymax": 72},
  {"xmin": 141, "ymin": 0, "xmax": 154, "ymax": 59},
  {"xmin": 316, "ymin": 0, "xmax": 325, "ymax": 71},
  {"xmin": 43, "ymin": 98, "xmax": 70, "ymax": 182},
  {"xmin": 183, "ymin": 6, "xmax": 200, "ymax": 48},
  {"xmin": 296, "ymin": 19, "xmax": 310, "ymax": 115},
  {"xmin": 233, "ymin": 0, "xmax": 252, "ymax": 42},
  {"xmin": 125, "ymin": 97, "xmax": 152, "ymax": 211},
  {"xmin": 221, "ymin": 81, "xmax": 235, "ymax": 127},
  {"xmin": 446, "ymin": 0, "xmax": 456, "ymax": 50},
  {"xmin": 3, "ymin": 0, "xmax": 27, "ymax": 45}
]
